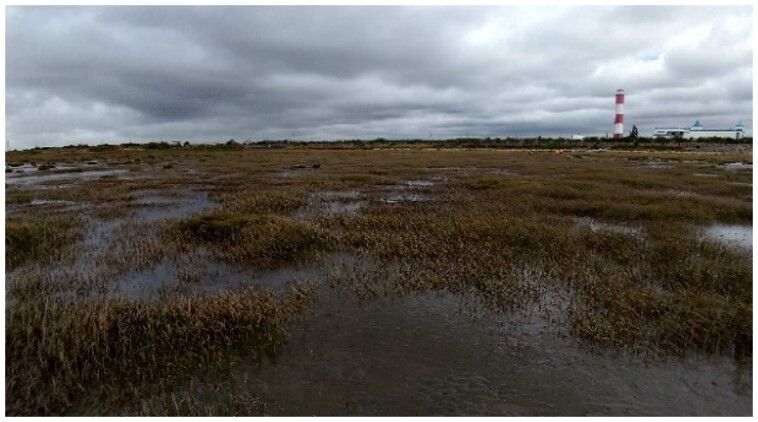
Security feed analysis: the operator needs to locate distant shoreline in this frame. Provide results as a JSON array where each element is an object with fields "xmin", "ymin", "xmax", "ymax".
[{"xmin": 6, "ymin": 138, "xmax": 753, "ymax": 154}]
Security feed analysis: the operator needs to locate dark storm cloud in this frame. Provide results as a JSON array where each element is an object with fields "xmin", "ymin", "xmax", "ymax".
[{"xmin": 6, "ymin": 6, "xmax": 752, "ymax": 147}]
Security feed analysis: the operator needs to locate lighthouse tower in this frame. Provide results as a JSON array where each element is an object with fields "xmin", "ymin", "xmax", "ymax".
[{"xmin": 613, "ymin": 89, "xmax": 625, "ymax": 139}]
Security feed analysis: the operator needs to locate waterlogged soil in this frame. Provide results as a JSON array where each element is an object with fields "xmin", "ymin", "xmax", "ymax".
[
  {"xmin": 109, "ymin": 251, "xmax": 353, "ymax": 299},
  {"xmin": 6, "ymin": 199, "xmax": 83, "ymax": 215},
  {"xmin": 702, "ymin": 224, "xmax": 752, "ymax": 253},
  {"xmin": 719, "ymin": 162, "xmax": 752, "ymax": 171},
  {"xmin": 638, "ymin": 159, "xmax": 673, "ymax": 169},
  {"xmin": 572, "ymin": 216, "xmax": 645, "ymax": 239},
  {"xmin": 131, "ymin": 189, "xmax": 214, "ymax": 222},
  {"xmin": 294, "ymin": 190, "xmax": 364, "ymax": 219},
  {"xmin": 5, "ymin": 167, "xmax": 130, "ymax": 187},
  {"xmin": 379, "ymin": 179, "xmax": 441, "ymax": 204},
  {"xmin": 381, "ymin": 191, "xmax": 427, "ymax": 204},
  {"xmin": 6, "ymin": 162, "xmax": 80, "ymax": 173},
  {"xmin": 425, "ymin": 167, "xmax": 518, "ymax": 177},
  {"xmin": 78, "ymin": 188, "xmax": 214, "ymax": 246},
  {"xmin": 239, "ymin": 288, "xmax": 751, "ymax": 416},
  {"xmin": 270, "ymin": 165, "xmax": 322, "ymax": 180}
]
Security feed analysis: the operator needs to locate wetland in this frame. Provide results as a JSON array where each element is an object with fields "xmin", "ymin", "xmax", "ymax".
[{"xmin": 4, "ymin": 144, "xmax": 753, "ymax": 415}]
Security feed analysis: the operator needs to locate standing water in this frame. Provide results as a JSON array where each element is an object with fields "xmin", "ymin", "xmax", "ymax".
[
  {"xmin": 228, "ymin": 288, "xmax": 750, "ymax": 415},
  {"xmin": 702, "ymin": 224, "xmax": 752, "ymax": 253}
]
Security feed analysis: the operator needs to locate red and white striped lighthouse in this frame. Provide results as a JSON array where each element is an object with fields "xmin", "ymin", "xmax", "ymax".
[{"xmin": 613, "ymin": 89, "xmax": 625, "ymax": 139}]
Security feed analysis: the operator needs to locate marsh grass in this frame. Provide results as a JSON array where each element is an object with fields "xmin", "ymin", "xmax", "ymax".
[
  {"xmin": 174, "ymin": 211, "xmax": 332, "ymax": 268},
  {"xmin": 331, "ymin": 167, "xmax": 751, "ymax": 355},
  {"xmin": 5, "ymin": 145, "xmax": 753, "ymax": 415},
  {"xmin": 6, "ymin": 284, "xmax": 315, "ymax": 415},
  {"xmin": 131, "ymin": 379, "xmax": 266, "ymax": 416},
  {"xmin": 6, "ymin": 214, "xmax": 83, "ymax": 270},
  {"xmin": 220, "ymin": 189, "xmax": 309, "ymax": 215}
]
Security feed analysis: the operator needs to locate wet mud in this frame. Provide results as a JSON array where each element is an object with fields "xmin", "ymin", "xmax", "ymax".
[{"xmin": 240, "ymin": 288, "xmax": 752, "ymax": 416}]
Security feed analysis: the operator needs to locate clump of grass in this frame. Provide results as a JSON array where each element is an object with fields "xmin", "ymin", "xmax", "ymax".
[
  {"xmin": 6, "ymin": 190, "xmax": 35, "ymax": 204},
  {"xmin": 6, "ymin": 284, "xmax": 315, "ymax": 415},
  {"xmin": 564, "ymin": 221, "xmax": 751, "ymax": 355},
  {"xmin": 466, "ymin": 177, "xmax": 542, "ymax": 190},
  {"xmin": 7, "ymin": 180, "xmax": 137, "ymax": 206},
  {"xmin": 175, "ymin": 212, "xmax": 331, "ymax": 268},
  {"xmin": 6, "ymin": 215, "xmax": 83, "ymax": 270},
  {"xmin": 570, "ymin": 274, "xmax": 751, "ymax": 356},
  {"xmin": 56, "ymin": 167, "xmax": 85, "ymax": 174},
  {"xmin": 132, "ymin": 384, "xmax": 265, "ymax": 416},
  {"xmin": 177, "ymin": 213, "xmax": 259, "ymax": 241},
  {"xmin": 645, "ymin": 231, "xmax": 752, "ymax": 297},
  {"xmin": 338, "ymin": 174, "xmax": 370, "ymax": 183},
  {"xmin": 37, "ymin": 163, "xmax": 55, "ymax": 171},
  {"xmin": 220, "ymin": 190, "xmax": 307, "ymax": 215}
]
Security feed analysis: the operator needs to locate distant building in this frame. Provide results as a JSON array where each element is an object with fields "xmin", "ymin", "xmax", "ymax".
[
  {"xmin": 654, "ymin": 120, "xmax": 745, "ymax": 140},
  {"xmin": 571, "ymin": 134, "xmax": 585, "ymax": 140}
]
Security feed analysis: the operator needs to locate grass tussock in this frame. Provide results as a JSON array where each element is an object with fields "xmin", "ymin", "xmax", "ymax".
[
  {"xmin": 571, "ymin": 277, "xmax": 751, "ymax": 356},
  {"xmin": 6, "ymin": 284, "xmax": 315, "ymax": 415},
  {"xmin": 220, "ymin": 190, "xmax": 308, "ymax": 215},
  {"xmin": 6, "ymin": 215, "xmax": 83, "ymax": 270},
  {"xmin": 131, "ymin": 383, "xmax": 265, "ymax": 416},
  {"xmin": 467, "ymin": 177, "xmax": 543, "ymax": 191},
  {"xmin": 175, "ymin": 212, "xmax": 332, "ymax": 268}
]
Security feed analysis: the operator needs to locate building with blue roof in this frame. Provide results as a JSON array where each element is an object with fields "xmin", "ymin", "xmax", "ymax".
[{"xmin": 654, "ymin": 120, "xmax": 745, "ymax": 140}]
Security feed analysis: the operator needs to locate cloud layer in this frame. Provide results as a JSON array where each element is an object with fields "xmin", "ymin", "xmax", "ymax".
[{"xmin": 6, "ymin": 6, "xmax": 753, "ymax": 147}]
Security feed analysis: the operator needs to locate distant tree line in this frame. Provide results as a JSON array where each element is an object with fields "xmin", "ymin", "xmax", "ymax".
[{"xmin": 13, "ymin": 135, "xmax": 752, "ymax": 153}]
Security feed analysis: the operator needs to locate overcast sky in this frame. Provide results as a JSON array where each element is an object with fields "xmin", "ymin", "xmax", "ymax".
[{"xmin": 6, "ymin": 6, "xmax": 753, "ymax": 147}]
